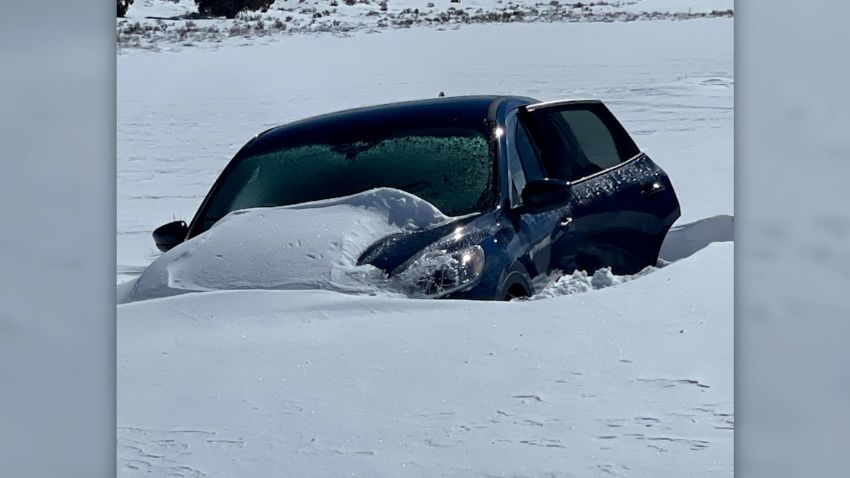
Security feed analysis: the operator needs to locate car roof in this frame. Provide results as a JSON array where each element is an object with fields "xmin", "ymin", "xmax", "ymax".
[{"xmin": 242, "ymin": 95, "xmax": 540, "ymax": 156}]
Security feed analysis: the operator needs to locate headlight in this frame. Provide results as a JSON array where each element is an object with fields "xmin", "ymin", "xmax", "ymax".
[{"xmin": 396, "ymin": 245, "xmax": 486, "ymax": 297}]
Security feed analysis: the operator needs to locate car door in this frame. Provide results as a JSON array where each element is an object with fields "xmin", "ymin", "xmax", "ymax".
[
  {"xmin": 505, "ymin": 108, "xmax": 597, "ymax": 279},
  {"xmin": 518, "ymin": 100, "xmax": 681, "ymax": 274}
]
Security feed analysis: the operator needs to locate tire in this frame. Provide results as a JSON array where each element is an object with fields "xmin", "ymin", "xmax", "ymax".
[{"xmin": 498, "ymin": 267, "xmax": 532, "ymax": 301}]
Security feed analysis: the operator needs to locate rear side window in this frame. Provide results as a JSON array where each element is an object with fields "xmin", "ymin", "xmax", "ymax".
[{"xmin": 521, "ymin": 102, "xmax": 640, "ymax": 182}]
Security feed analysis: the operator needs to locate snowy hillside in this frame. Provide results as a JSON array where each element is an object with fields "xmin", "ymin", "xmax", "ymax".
[
  {"xmin": 117, "ymin": 0, "xmax": 733, "ymax": 51},
  {"xmin": 117, "ymin": 9, "xmax": 733, "ymax": 478}
]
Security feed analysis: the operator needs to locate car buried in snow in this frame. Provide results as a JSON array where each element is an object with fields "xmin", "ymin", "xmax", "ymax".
[{"xmin": 145, "ymin": 95, "xmax": 680, "ymax": 301}]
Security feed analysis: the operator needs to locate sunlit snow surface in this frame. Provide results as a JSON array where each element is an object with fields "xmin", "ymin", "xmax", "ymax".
[{"xmin": 117, "ymin": 11, "xmax": 733, "ymax": 478}]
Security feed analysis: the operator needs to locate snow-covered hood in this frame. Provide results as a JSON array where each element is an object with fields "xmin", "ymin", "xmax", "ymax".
[{"xmin": 121, "ymin": 188, "xmax": 454, "ymax": 303}]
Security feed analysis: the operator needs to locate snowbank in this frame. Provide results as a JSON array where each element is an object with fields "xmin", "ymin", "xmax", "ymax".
[{"xmin": 118, "ymin": 242, "xmax": 733, "ymax": 477}]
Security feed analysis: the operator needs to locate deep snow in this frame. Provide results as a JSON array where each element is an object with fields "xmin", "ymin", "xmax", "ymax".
[
  {"xmin": 121, "ymin": 188, "xmax": 451, "ymax": 303},
  {"xmin": 117, "ymin": 12, "xmax": 733, "ymax": 478},
  {"xmin": 118, "ymin": 242, "xmax": 732, "ymax": 477}
]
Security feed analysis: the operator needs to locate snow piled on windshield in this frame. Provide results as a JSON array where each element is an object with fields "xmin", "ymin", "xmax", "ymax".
[
  {"xmin": 121, "ymin": 188, "xmax": 449, "ymax": 303},
  {"xmin": 283, "ymin": 185, "xmax": 450, "ymax": 229}
]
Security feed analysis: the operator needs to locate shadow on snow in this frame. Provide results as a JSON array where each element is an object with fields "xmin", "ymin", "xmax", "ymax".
[{"xmin": 660, "ymin": 214, "xmax": 734, "ymax": 262}]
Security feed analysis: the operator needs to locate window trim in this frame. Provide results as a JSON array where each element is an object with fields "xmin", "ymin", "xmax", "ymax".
[
  {"xmin": 504, "ymin": 109, "xmax": 551, "ymax": 210},
  {"xmin": 524, "ymin": 98, "xmax": 604, "ymax": 113},
  {"xmin": 566, "ymin": 151, "xmax": 645, "ymax": 186}
]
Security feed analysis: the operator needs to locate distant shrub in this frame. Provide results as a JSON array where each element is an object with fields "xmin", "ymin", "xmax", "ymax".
[
  {"xmin": 117, "ymin": 0, "xmax": 134, "ymax": 17},
  {"xmin": 195, "ymin": 0, "xmax": 275, "ymax": 19}
]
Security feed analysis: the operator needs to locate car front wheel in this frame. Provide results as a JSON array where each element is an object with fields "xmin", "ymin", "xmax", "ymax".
[{"xmin": 498, "ymin": 268, "xmax": 532, "ymax": 301}]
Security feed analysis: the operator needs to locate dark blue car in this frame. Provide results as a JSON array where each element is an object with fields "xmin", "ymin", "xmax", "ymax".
[{"xmin": 153, "ymin": 95, "xmax": 680, "ymax": 300}]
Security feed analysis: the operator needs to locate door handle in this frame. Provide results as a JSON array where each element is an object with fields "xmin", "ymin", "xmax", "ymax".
[
  {"xmin": 559, "ymin": 216, "xmax": 573, "ymax": 228},
  {"xmin": 642, "ymin": 181, "xmax": 666, "ymax": 195}
]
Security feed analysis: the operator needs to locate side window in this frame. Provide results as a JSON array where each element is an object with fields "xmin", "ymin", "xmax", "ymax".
[
  {"xmin": 558, "ymin": 109, "xmax": 621, "ymax": 171},
  {"xmin": 506, "ymin": 115, "xmax": 545, "ymax": 208},
  {"xmin": 521, "ymin": 103, "xmax": 640, "ymax": 182},
  {"xmin": 515, "ymin": 121, "xmax": 545, "ymax": 180}
]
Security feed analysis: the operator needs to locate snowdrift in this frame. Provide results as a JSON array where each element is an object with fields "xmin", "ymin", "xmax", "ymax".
[
  {"xmin": 121, "ymin": 188, "xmax": 451, "ymax": 304},
  {"xmin": 118, "ymin": 242, "xmax": 733, "ymax": 477}
]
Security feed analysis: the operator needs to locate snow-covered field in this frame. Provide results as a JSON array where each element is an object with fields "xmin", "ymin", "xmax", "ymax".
[{"xmin": 117, "ymin": 5, "xmax": 733, "ymax": 476}]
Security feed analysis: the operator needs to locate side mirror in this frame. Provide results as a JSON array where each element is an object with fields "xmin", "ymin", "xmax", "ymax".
[
  {"xmin": 519, "ymin": 179, "xmax": 572, "ymax": 214},
  {"xmin": 153, "ymin": 220, "xmax": 188, "ymax": 252}
]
